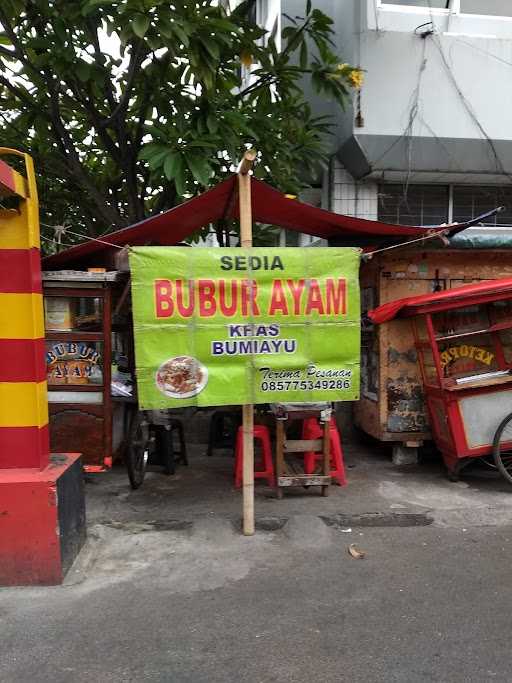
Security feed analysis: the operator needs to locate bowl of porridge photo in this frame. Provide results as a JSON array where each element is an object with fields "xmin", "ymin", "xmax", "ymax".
[{"xmin": 155, "ymin": 356, "xmax": 208, "ymax": 399}]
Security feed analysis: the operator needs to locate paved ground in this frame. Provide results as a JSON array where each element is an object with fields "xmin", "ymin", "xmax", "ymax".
[
  {"xmin": 85, "ymin": 436, "xmax": 512, "ymax": 529},
  {"xmin": 3, "ymin": 438, "xmax": 512, "ymax": 682}
]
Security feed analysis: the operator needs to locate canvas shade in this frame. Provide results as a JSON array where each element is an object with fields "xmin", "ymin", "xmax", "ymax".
[{"xmin": 43, "ymin": 175, "xmax": 472, "ymax": 270}]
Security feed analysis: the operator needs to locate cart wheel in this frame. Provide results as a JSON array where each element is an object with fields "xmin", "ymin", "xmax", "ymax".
[
  {"xmin": 446, "ymin": 468, "xmax": 459, "ymax": 483},
  {"xmin": 493, "ymin": 412, "xmax": 512, "ymax": 486},
  {"xmin": 126, "ymin": 412, "xmax": 153, "ymax": 489}
]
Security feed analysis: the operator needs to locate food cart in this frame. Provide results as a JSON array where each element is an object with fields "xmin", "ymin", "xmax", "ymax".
[
  {"xmin": 43, "ymin": 270, "xmax": 124, "ymax": 472},
  {"xmin": 368, "ymin": 277, "xmax": 512, "ymax": 483},
  {"xmin": 43, "ymin": 269, "xmax": 188, "ymax": 486},
  {"xmin": 351, "ymin": 241, "xmax": 512, "ymax": 463}
]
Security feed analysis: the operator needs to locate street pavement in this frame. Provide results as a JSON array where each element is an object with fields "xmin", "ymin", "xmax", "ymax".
[{"xmin": 3, "ymin": 441, "xmax": 512, "ymax": 682}]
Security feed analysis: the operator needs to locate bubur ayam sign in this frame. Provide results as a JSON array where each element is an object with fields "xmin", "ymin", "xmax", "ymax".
[
  {"xmin": 46, "ymin": 342, "xmax": 101, "ymax": 385},
  {"xmin": 129, "ymin": 247, "xmax": 361, "ymax": 408}
]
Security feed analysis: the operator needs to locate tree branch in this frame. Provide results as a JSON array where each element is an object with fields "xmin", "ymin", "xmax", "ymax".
[
  {"xmin": 85, "ymin": 17, "xmax": 116, "ymax": 110},
  {"xmin": 133, "ymin": 84, "xmax": 152, "ymax": 150},
  {"xmin": 0, "ymin": 45, "xmax": 16, "ymax": 61},
  {"xmin": 45, "ymin": 77, "xmax": 124, "ymax": 228},
  {"xmin": 151, "ymin": 182, "xmax": 177, "ymax": 215},
  {"xmin": 100, "ymin": 41, "xmax": 145, "ymax": 128},
  {"xmin": 236, "ymin": 15, "xmax": 312, "ymax": 101},
  {"xmin": 0, "ymin": 73, "xmax": 39, "ymax": 110},
  {"xmin": 66, "ymin": 80, "xmax": 122, "ymax": 163},
  {"xmin": 236, "ymin": 73, "xmax": 277, "ymax": 100},
  {"xmin": 0, "ymin": 8, "xmax": 44, "ymax": 75}
]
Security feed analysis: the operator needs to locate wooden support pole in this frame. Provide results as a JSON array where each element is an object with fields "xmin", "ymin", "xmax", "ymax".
[
  {"xmin": 238, "ymin": 149, "xmax": 256, "ymax": 535},
  {"xmin": 238, "ymin": 148, "xmax": 257, "ymax": 179}
]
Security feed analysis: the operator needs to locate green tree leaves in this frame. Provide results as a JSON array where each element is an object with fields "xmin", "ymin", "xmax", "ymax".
[
  {"xmin": 0, "ymin": 1, "xmax": 358, "ymax": 248},
  {"xmin": 131, "ymin": 14, "xmax": 150, "ymax": 38}
]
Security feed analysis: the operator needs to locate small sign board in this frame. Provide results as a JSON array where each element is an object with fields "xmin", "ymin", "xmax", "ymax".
[{"xmin": 129, "ymin": 247, "xmax": 361, "ymax": 408}]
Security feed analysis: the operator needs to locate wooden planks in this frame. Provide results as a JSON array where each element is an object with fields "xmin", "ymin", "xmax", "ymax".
[{"xmin": 284, "ymin": 439, "xmax": 323, "ymax": 453}]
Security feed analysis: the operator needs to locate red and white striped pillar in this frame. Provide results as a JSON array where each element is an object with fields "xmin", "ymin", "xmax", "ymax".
[
  {"xmin": 0, "ymin": 149, "xmax": 49, "ymax": 469},
  {"xmin": 0, "ymin": 150, "xmax": 85, "ymax": 586}
]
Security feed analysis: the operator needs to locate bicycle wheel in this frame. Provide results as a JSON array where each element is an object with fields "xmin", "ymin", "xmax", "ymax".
[
  {"xmin": 492, "ymin": 412, "xmax": 512, "ymax": 485},
  {"xmin": 126, "ymin": 412, "xmax": 152, "ymax": 489}
]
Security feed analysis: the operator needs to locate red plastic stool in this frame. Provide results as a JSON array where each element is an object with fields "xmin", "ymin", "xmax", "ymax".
[
  {"xmin": 302, "ymin": 417, "xmax": 347, "ymax": 486},
  {"xmin": 234, "ymin": 424, "xmax": 275, "ymax": 488}
]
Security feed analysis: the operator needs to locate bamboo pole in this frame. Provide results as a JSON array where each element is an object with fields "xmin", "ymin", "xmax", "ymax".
[{"xmin": 238, "ymin": 149, "xmax": 257, "ymax": 536}]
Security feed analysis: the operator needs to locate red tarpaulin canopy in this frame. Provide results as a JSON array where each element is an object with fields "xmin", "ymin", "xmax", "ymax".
[
  {"xmin": 368, "ymin": 277, "xmax": 512, "ymax": 325},
  {"xmin": 43, "ymin": 175, "xmax": 464, "ymax": 269}
]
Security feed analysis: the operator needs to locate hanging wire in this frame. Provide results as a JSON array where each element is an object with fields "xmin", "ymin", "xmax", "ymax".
[
  {"xmin": 403, "ymin": 38, "xmax": 428, "ymax": 200},
  {"xmin": 373, "ymin": 5, "xmax": 512, "ymax": 231},
  {"xmin": 431, "ymin": 34, "xmax": 512, "ymax": 184},
  {"xmin": 363, "ymin": 205, "xmax": 505, "ymax": 260},
  {"xmin": 61, "ymin": 228, "xmax": 126, "ymax": 249},
  {"xmin": 40, "ymin": 234, "xmax": 77, "ymax": 251},
  {"xmin": 40, "ymin": 222, "xmax": 126, "ymax": 250},
  {"xmin": 373, "ymin": 0, "xmax": 380, "ymax": 32},
  {"xmin": 450, "ymin": 35, "xmax": 512, "ymax": 69},
  {"xmin": 370, "ymin": 41, "xmax": 428, "ymax": 173},
  {"xmin": 362, "ymin": 227, "xmax": 453, "ymax": 260}
]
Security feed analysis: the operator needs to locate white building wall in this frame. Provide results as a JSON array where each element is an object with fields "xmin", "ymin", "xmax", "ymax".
[
  {"xmin": 360, "ymin": 15, "xmax": 512, "ymax": 144},
  {"xmin": 332, "ymin": 162, "xmax": 378, "ymax": 220}
]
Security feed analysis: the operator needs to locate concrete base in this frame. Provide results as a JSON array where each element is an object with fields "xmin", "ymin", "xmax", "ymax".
[
  {"xmin": 392, "ymin": 444, "xmax": 419, "ymax": 466},
  {"xmin": 0, "ymin": 453, "xmax": 86, "ymax": 586}
]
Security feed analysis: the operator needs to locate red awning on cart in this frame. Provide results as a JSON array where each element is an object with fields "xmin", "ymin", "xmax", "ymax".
[
  {"xmin": 368, "ymin": 277, "xmax": 512, "ymax": 324},
  {"xmin": 43, "ymin": 175, "xmax": 461, "ymax": 269}
]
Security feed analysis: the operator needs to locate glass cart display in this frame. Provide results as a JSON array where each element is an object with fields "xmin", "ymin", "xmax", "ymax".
[
  {"xmin": 43, "ymin": 272, "xmax": 120, "ymax": 472},
  {"xmin": 369, "ymin": 278, "xmax": 512, "ymax": 483}
]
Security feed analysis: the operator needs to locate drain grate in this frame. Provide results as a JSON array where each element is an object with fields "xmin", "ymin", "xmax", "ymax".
[
  {"xmin": 101, "ymin": 519, "xmax": 193, "ymax": 532},
  {"xmin": 254, "ymin": 516, "xmax": 288, "ymax": 531},
  {"xmin": 322, "ymin": 512, "xmax": 433, "ymax": 528}
]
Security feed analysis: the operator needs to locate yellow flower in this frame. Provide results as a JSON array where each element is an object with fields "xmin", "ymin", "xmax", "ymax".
[{"xmin": 348, "ymin": 69, "xmax": 364, "ymax": 89}]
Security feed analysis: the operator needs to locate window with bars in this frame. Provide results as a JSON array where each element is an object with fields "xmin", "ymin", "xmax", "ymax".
[
  {"xmin": 378, "ymin": 184, "xmax": 512, "ymax": 227},
  {"xmin": 377, "ymin": 184, "xmax": 449, "ymax": 226},
  {"xmin": 452, "ymin": 186, "xmax": 512, "ymax": 226}
]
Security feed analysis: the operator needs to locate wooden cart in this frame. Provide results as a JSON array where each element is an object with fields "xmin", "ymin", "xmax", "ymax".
[
  {"xmin": 43, "ymin": 270, "xmax": 122, "ymax": 472},
  {"xmin": 369, "ymin": 277, "xmax": 512, "ymax": 483}
]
